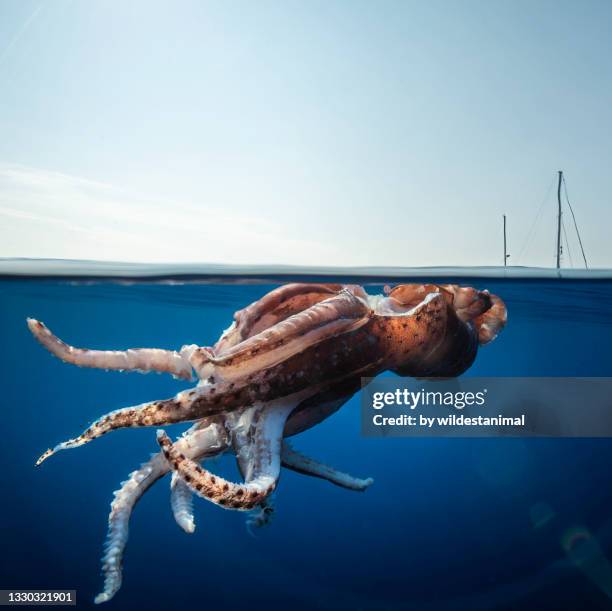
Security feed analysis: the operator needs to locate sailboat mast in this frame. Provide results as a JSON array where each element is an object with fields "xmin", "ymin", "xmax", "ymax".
[
  {"xmin": 503, "ymin": 214, "xmax": 508, "ymax": 267},
  {"xmin": 556, "ymin": 170, "xmax": 563, "ymax": 269}
]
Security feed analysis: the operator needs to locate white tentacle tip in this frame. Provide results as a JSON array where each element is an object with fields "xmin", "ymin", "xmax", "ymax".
[
  {"xmin": 178, "ymin": 518, "xmax": 196, "ymax": 534},
  {"xmin": 363, "ymin": 477, "xmax": 374, "ymax": 488},
  {"xmin": 94, "ymin": 593, "xmax": 111, "ymax": 604},
  {"xmin": 35, "ymin": 448, "xmax": 54, "ymax": 466},
  {"xmin": 27, "ymin": 317, "xmax": 43, "ymax": 334}
]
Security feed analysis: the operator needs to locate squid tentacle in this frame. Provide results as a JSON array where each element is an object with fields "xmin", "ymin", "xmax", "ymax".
[
  {"xmin": 95, "ymin": 452, "xmax": 167, "ymax": 605},
  {"xmin": 157, "ymin": 430, "xmax": 276, "ymax": 510},
  {"xmin": 246, "ymin": 496, "xmax": 275, "ymax": 535},
  {"xmin": 158, "ymin": 398, "xmax": 299, "ymax": 510},
  {"xmin": 95, "ymin": 423, "xmax": 228, "ymax": 605},
  {"xmin": 35, "ymin": 388, "xmax": 204, "ymax": 465},
  {"xmin": 170, "ymin": 473, "xmax": 196, "ymax": 534},
  {"xmin": 27, "ymin": 319, "xmax": 193, "ymax": 380},
  {"xmin": 94, "ymin": 418, "xmax": 372, "ymax": 604},
  {"xmin": 474, "ymin": 293, "xmax": 508, "ymax": 345},
  {"xmin": 281, "ymin": 442, "xmax": 374, "ymax": 491},
  {"xmin": 214, "ymin": 283, "xmax": 343, "ymax": 353},
  {"xmin": 190, "ymin": 289, "xmax": 371, "ymax": 381}
]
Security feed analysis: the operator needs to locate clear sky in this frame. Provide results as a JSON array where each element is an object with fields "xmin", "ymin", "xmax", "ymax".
[{"xmin": 0, "ymin": 0, "xmax": 610, "ymax": 268}]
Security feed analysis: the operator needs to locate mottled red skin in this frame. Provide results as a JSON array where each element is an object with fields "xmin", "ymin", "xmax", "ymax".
[{"xmin": 187, "ymin": 283, "xmax": 504, "ymax": 420}]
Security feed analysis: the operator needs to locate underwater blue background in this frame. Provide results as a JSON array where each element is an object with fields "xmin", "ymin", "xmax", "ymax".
[{"xmin": 2, "ymin": 277, "xmax": 612, "ymax": 610}]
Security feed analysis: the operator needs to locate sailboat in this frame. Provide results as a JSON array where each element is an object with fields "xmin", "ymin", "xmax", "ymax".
[
  {"xmin": 555, "ymin": 171, "xmax": 589, "ymax": 270},
  {"xmin": 503, "ymin": 171, "xmax": 589, "ymax": 269}
]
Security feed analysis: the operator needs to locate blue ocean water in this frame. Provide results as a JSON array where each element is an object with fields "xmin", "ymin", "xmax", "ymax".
[{"xmin": 2, "ymin": 273, "xmax": 612, "ymax": 610}]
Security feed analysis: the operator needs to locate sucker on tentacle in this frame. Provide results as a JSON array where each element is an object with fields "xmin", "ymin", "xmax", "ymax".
[
  {"xmin": 95, "ymin": 452, "xmax": 168, "ymax": 605},
  {"xmin": 157, "ymin": 430, "xmax": 277, "ymax": 510},
  {"xmin": 95, "ymin": 422, "xmax": 228, "ymax": 605},
  {"xmin": 157, "ymin": 396, "xmax": 301, "ymax": 510}
]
